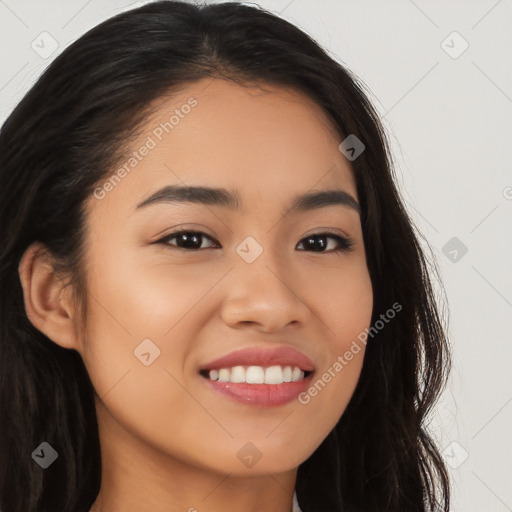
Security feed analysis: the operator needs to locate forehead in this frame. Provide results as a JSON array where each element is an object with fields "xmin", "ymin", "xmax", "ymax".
[{"xmin": 89, "ymin": 78, "xmax": 357, "ymax": 216}]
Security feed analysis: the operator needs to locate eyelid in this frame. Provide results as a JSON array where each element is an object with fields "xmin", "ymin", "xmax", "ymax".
[
  {"xmin": 150, "ymin": 224, "xmax": 216, "ymax": 243},
  {"xmin": 302, "ymin": 226, "xmax": 350, "ymax": 239}
]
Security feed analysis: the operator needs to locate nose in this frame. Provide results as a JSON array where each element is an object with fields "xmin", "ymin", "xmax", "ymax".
[{"xmin": 220, "ymin": 252, "xmax": 312, "ymax": 334}]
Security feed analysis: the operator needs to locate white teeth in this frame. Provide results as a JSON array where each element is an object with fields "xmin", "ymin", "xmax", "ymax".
[
  {"xmin": 218, "ymin": 368, "xmax": 230, "ymax": 382},
  {"xmin": 265, "ymin": 365, "xmax": 283, "ymax": 384},
  {"xmin": 246, "ymin": 366, "xmax": 265, "ymax": 384},
  {"xmin": 292, "ymin": 366, "xmax": 302, "ymax": 382},
  {"xmin": 206, "ymin": 365, "xmax": 307, "ymax": 384},
  {"xmin": 230, "ymin": 366, "xmax": 245, "ymax": 383}
]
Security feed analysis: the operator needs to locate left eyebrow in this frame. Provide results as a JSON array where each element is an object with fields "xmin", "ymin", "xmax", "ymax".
[{"xmin": 135, "ymin": 185, "xmax": 361, "ymax": 215}]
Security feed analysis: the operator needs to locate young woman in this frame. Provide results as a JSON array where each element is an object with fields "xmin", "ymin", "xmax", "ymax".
[{"xmin": 0, "ymin": 2, "xmax": 452, "ymax": 511}]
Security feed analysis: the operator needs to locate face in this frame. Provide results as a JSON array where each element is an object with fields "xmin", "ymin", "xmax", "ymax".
[{"xmin": 78, "ymin": 78, "xmax": 373, "ymax": 476}]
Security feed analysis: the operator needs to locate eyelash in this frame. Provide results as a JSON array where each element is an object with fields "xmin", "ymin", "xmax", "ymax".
[{"xmin": 154, "ymin": 230, "xmax": 355, "ymax": 254}]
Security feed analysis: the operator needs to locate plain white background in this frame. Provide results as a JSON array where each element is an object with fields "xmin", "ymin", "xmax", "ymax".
[{"xmin": 1, "ymin": 1, "xmax": 511, "ymax": 510}]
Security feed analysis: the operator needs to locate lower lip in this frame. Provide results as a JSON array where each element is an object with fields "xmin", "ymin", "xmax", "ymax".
[{"xmin": 201, "ymin": 374, "xmax": 314, "ymax": 407}]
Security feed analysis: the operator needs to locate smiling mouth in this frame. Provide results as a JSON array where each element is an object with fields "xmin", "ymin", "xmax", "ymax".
[{"xmin": 199, "ymin": 365, "xmax": 313, "ymax": 384}]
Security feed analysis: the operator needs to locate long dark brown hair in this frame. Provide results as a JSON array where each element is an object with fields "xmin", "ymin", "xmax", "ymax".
[{"xmin": 0, "ymin": 2, "xmax": 452, "ymax": 511}]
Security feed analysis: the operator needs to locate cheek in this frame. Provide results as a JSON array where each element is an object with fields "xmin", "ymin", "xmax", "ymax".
[
  {"xmin": 78, "ymin": 247, "xmax": 227, "ymax": 414},
  {"xmin": 82, "ymin": 246, "xmax": 220, "ymax": 344},
  {"xmin": 307, "ymin": 257, "xmax": 374, "ymax": 342},
  {"xmin": 294, "ymin": 261, "xmax": 372, "ymax": 436},
  {"xmin": 78, "ymin": 263, "xmax": 217, "ymax": 465}
]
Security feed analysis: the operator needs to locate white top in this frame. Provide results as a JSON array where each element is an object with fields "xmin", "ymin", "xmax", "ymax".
[{"xmin": 292, "ymin": 490, "xmax": 302, "ymax": 512}]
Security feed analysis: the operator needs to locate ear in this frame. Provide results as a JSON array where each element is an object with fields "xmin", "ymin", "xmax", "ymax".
[{"xmin": 18, "ymin": 242, "xmax": 82, "ymax": 352}]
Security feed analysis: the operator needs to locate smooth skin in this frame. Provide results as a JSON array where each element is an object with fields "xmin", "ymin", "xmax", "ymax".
[{"xmin": 19, "ymin": 78, "xmax": 373, "ymax": 512}]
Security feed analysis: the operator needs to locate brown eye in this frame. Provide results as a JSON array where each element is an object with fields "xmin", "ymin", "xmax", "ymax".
[
  {"xmin": 297, "ymin": 233, "xmax": 354, "ymax": 253},
  {"xmin": 157, "ymin": 230, "xmax": 219, "ymax": 250}
]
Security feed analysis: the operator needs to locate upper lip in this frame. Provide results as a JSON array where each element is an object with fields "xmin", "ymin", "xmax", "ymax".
[{"xmin": 199, "ymin": 346, "xmax": 315, "ymax": 372}]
